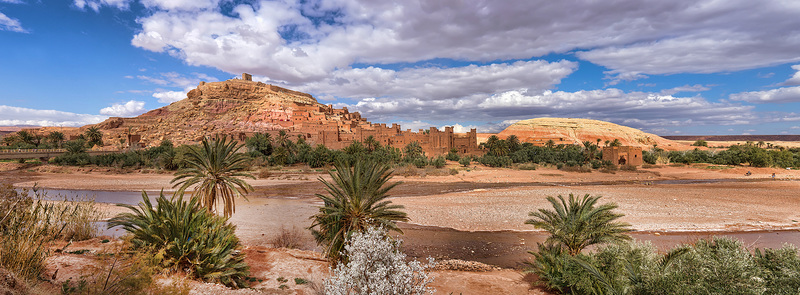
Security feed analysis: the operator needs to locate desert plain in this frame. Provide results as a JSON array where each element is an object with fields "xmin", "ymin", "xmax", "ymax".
[{"xmin": 3, "ymin": 158, "xmax": 800, "ymax": 294}]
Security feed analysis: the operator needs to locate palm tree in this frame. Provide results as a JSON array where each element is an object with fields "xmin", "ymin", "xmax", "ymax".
[
  {"xmin": 506, "ymin": 135, "xmax": 521, "ymax": 153},
  {"xmin": 85, "ymin": 127, "xmax": 103, "ymax": 147},
  {"xmin": 364, "ymin": 135, "xmax": 380, "ymax": 153},
  {"xmin": 16, "ymin": 130, "xmax": 35, "ymax": 146},
  {"xmin": 47, "ymin": 131, "xmax": 65, "ymax": 148},
  {"xmin": 309, "ymin": 159, "xmax": 409, "ymax": 262},
  {"xmin": 245, "ymin": 132, "xmax": 272, "ymax": 156},
  {"xmin": 610, "ymin": 139, "xmax": 622, "ymax": 147},
  {"xmin": 526, "ymin": 194, "xmax": 631, "ymax": 256},
  {"xmin": 171, "ymin": 137, "xmax": 255, "ymax": 218},
  {"xmin": 545, "ymin": 139, "xmax": 556, "ymax": 148}
]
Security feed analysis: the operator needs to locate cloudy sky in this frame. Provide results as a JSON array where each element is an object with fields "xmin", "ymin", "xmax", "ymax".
[{"xmin": 2, "ymin": 0, "xmax": 800, "ymax": 135}]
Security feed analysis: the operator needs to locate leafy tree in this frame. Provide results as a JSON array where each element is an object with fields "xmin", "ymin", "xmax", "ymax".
[
  {"xmin": 526, "ymin": 194, "xmax": 631, "ymax": 256},
  {"xmin": 309, "ymin": 159, "xmax": 408, "ymax": 263},
  {"xmin": 692, "ymin": 139, "xmax": 708, "ymax": 147},
  {"xmin": 84, "ymin": 127, "xmax": 103, "ymax": 147},
  {"xmin": 171, "ymin": 137, "xmax": 255, "ymax": 218}
]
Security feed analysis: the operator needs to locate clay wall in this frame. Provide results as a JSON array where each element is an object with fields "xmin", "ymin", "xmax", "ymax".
[{"xmin": 602, "ymin": 146, "xmax": 643, "ymax": 166}]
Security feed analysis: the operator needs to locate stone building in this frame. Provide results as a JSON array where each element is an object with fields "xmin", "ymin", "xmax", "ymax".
[{"xmin": 602, "ymin": 146, "xmax": 643, "ymax": 166}]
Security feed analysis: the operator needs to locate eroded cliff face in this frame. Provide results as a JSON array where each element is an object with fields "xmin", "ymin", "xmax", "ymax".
[{"xmin": 497, "ymin": 118, "xmax": 686, "ymax": 150}]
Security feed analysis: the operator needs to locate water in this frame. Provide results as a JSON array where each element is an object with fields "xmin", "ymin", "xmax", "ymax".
[{"xmin": 31, "ymin": 188, "xmax": 800, "ymax": 268}]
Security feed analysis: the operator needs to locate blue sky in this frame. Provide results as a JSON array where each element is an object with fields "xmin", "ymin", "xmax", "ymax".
[{"xmin": 2, "ymin": 0, "xmax": 800, "ymax": 135}]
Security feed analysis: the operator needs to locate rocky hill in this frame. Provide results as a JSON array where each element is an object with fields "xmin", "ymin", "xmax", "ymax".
[
  {"xmin": 91, "ymin": 78, "xmax": 329, "ymax": 146},
  {"xmin": 497, "ymin": 118, "xmax": 686, "ymax": 150}
]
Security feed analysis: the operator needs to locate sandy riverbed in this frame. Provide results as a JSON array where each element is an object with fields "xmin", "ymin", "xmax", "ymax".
[{"xmin": 4, "ymin": 163, "xmax": 800, "ymax": 294}]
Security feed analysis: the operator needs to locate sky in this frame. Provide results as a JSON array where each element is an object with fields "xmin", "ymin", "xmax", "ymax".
[{"xmin": 2, "ymin": 1, "xmax": 800, "ymax": 135}]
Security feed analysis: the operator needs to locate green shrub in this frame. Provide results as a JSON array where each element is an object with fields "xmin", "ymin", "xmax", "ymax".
[
  {"xmin": 445, "ymin": 150, "xmax": 460, "ymax": 161},
  {"xmin": 412, "ymin": 157, "xmax": 427, "ymax": 168},
  {"xmin": 458, "ymin": 157, "xmax": 471, "ymax": 167},
  {"xmin": 108, "ymin": 192, "xmax": 250, "ymax": 288},
  {"xmin": 755, "ymin": 245, "xmax": 800, "ymax": 294},
  {"xmin": 620, "ymin": 164, "xmax": 637, "ymax": 171},
  {"xmin": 431, "ymin": 156, "xmax": 446, "ymax": 168}
]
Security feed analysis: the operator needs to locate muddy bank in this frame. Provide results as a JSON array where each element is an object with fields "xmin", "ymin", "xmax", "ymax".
[{"xmin": 399, "ymin": 224, "xmax": 800, "ymax": 268}]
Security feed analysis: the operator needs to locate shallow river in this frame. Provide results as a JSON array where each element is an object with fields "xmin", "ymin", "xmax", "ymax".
[{"xmin": 31, "ymin": 188, "xmax": 800, "ymax": 268}]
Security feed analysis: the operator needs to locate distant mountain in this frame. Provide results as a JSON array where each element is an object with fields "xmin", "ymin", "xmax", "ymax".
[{"xmin": 663, "ymin": 135, "xmax": 800, "ymax": 142}]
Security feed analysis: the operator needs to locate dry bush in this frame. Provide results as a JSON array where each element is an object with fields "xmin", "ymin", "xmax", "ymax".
[
  {"xmin": 271, "ymin": 226, "xmax": 304, "ymax": 249},
  {"xmin": 620, "ymin": 164, "xmax": 638, "ymax": 171},
  {"xmin": 641, "ymin": 164, "xmax": 662, "ymax": 169},
  {"xmin": 257, "ymin": 168, "xmax": 271, "ymax": 179},
  {"xmin": 560, "ymin": 165, "xmax": 592, "ymax": 173},
  {"xmin": 392, "ymin": 164, "xmax": 421, "ymax": 177},
  {"xmin": 61, "ymin": 243, "xmax": 190, "ymax": 295},
  {"xmin": 517, "ymin": 163, "xmax": 538, "ymax": 170},
  {"xmin": 0, "ymin": 184, "xmax": 101, "ymax": 281}
]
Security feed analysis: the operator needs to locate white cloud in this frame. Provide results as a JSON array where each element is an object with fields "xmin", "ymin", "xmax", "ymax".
[
  {"xmin": 0, "ymin": 11, "xmax": 27, "ymax": 33},
  {"xmin": 140, "ymin": 0, "xmax": 220, "ymax": 11},
  {"xmin": 0, "ymin": 105, "xmax": 108, "ymax": 127},
  {"xmin": 99, "ymin": 100, "xmax": 147, "ymax": 117},
  {"xmin": 660, "ymin": 84, "xmax": 711, "ymax": 95},
  {"xmin": 73, "ymin": 0, "xmax": 130, "ymax": 12},
  {"xmin": 729, "ymin": 86, "xmax": 800, "ymax": 103},
  {"xmin": 351, "ymin": 88, "xmax": 755, "ymax": 132},
  {"xmin": 296, "ymin": 60, "xmax": 577, "ymax": 101},
  {"xmin": 152, "ymin": 90, "xmax": 186, "ymax": 103},
  {"xmin": 779, "ymin": 64, "xmax": 800, "ymax": 86},
  {"xmin": 119, "ymin": 0, "xmax": 800, "ymax": 83},
  {"xmin": 136, "ymin": 72, "xmax": 217, "ymax": 89}
]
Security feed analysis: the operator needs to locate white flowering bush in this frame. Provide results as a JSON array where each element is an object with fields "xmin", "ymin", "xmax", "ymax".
[{"xmin": 324, "ymin": 227, "xmax": 436, "ymax": 295}]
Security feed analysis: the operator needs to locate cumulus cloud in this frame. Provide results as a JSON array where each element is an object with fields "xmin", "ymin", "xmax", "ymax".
[
  {"xmin": 351, "ymin": 88, "xmax": 755, "ymax": 132},
  {"xmin": 779, "ymin": 64, "xmax": 800, "ymax": 86},
  {"xmin": 296, "ymin": 60, "xmax": 577, "ymax": 100},
  {"xmin": 0, "ymin": 105, "xmax": 108, "ymax": 127},
  {"xmin": 729, "ymin": 86, "xmax": 800, "ymax": 103},
  {"xmin": 152, "ymin": 90, "xmax": 186, "ymax": 103},
  {"xmin": 99, "ymin": 100, "xmax": 147, "ymax": 117},
  {"xmin": 118, "ymin": 0, "xmax": 800, "ymax": 83},
  {"xmin": 0, "ymin": 11, "xmax": 27, "ymax": 33}
]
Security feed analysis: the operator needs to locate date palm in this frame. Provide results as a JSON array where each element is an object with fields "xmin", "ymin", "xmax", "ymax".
[
  {"xmin": 47, "ymin": 131, "xmax": 65, "ymax": 148},
  {"xmin": 84, "ymin": 126, "xmax": 103, "ymax": 147},
  {"xmin": 309, "ymin": 159, "xmax": 408, "ymax": 262},
  {"xmin": 171, "ymin": 137, "xmax": 254, "ymax": 218},
  {"xmin": 526, "ymin": 194, "xmax": 631, "ymax": 256}
]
